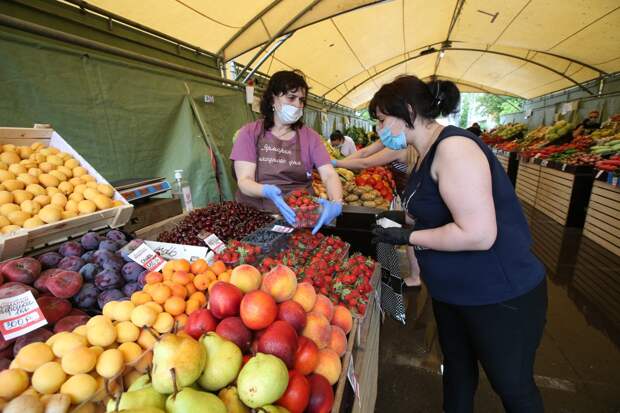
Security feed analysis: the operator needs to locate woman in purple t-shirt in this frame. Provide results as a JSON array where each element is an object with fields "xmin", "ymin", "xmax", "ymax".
[{"xmin": 230, "ymin": 70, "xmax": 343, "ymax": 234}]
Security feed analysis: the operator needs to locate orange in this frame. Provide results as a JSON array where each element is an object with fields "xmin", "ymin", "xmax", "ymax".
[
  {"xmin": 174, "ymin": 314, "xmax": 188, "ymax": 330},
  {"xmin": 190, "ymin": 259, "xmax": 209, "ymax": 275},
  {"xmin": 185, "ymin": 298, "xmax": 202, "ymax": 315},
  {"xmin": 131, "ymin": 291, "xmax": 152, "ymax": 306},
  {"xmin": 170, "ymin": 284, "xmax": 187, "ymax": 299},
  {"xmin": 164, "ymin": 296, "xmax": 186, "ymax": 316},
  {"xmin": 189, "ymin": 291, "xmax": 206, "ymax": 306},
  {"xmin": 218, "ymin": 271, "xmax": 231, "ymax": 283},
  {"xmin": 145, "ymin": 272, "xmax": 163, "ymax": 284},
  {"xmin": 151, "ymin": 284, "xmax": 172, "ymax": 304},
  {"xmin": 185, "ymin": 283, "xmax": 197, "ymax": 295},
  {"xmin": 172, "ymin": 271, "xmax": 192, "ymax": 285},
  {"xmin": 162, "ymin": 261, "xmax": 175, "ymax": 278},
  {"xmin": 211, "ymin": 260, "xmax": 226, "ymax": 275},
  {"xmin": 172, "ymin": 259, "xmax": 191, "ymax": 273},
  {"xmin": 193, "ymin": 272, "xmax": 214, "ymax": 291}
]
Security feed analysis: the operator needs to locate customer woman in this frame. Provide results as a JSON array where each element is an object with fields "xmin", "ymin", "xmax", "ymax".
[
  {"xmin": 230, "ymin": 70, "xmax": 343, "ymax": 234},
  {"xmin": 371, "ymin": 76, "xmax": 547, "ymax": 413}
]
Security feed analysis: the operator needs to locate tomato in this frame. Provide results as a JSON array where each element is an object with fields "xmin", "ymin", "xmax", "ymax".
[
  {"xmin": 277, "ymin": 370, "xmax": 311, "ymax": 413},
  {"xmin": 366, "ymin": 177, "xmax": 376, "ymax": 186},
  {"xmin": 355, "ymin": 176, "xmax": 366, "ymax": 186},
  {"xmin": 372, "ymin": 173, "xmax": 382, "ymax": 182}
]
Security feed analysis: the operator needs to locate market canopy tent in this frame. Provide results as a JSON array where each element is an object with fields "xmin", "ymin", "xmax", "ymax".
[{"xmin": 72, "ymin": 0, "xmax": 620, "ymax": 108}]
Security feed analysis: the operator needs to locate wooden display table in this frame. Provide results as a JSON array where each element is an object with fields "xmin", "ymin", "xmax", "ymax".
[
  {"xmin": 516, "ymin": 158, "xmax": 594, "ymax": 228},
  {"xmin": 583, "ymin": 178, "xmax": 620, "ymax": 256}
]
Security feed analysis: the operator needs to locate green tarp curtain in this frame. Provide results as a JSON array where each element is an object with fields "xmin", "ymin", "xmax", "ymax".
[{"xmin": 0, "ymin": 28, "xmax": 254, "ymax": 206}]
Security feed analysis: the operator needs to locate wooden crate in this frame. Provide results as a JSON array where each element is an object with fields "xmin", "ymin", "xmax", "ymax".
[
  {"xmin": 0, "ymin": 127, "xmax": 133, "ymax": 260},
  {"xmin": 535, "ymin": 168, "xmax": 575, "ymax": 226},
  {"xmin": 493, "ymin": 150, "xmax": 519, "ymax": 187},
  {"xmin": 515, "ymin": 160, "xmax": 540, "ymax": 206},
  {"xmin": 583, "ymin": 181, "xmax": 620, "ymax": 256}
]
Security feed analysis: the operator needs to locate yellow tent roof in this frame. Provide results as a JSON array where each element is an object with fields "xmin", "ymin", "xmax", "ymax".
[{"xmin": 71, "ymin": 0, "xmax": 620, "ymax": 108}]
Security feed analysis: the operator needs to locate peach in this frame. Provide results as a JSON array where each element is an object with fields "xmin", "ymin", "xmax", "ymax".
[
  {"xmin": 329, "ymin": 325, "xmax": 347, "ymax": 357},
  {"xmin": 302, "ymin": 312, "xmax": 332, "ymax": 349},
  {"xmin": 314, "ymin": 348, "xmax": 342, "ymax": 385},
  {"xmin": 311, "ymin": 294, "xmax": 334, "ymax": 322},
  {"xmin": 292, "ymin": 282, "xmax": 317, "ymax": 312},
  {"xmin": 261, "ymin": 265, "xmax": 298, "ymax": 303},
  {"xmin": 230, "ymin": 264, "xmax": 262, "ymax": 293},
  {"xmin": 331, "ymin": 305, "xmax": 353, "ymax": 334}
]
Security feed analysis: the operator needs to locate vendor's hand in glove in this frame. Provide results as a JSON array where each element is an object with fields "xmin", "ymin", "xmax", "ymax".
[
  {"xmin": 371, "ymin": 226, "xmax": 413, "ymax": 245},
  {"xmin": 262, "ymin": 184, "xmax": 296, "ymax": 226},
  {"xmin": 376, "ymin": 210, "xmax": 406, "ymax": 226},
  {"xmin": 312, "ymin": 199, "xmax": 343, "ymax": 235}
]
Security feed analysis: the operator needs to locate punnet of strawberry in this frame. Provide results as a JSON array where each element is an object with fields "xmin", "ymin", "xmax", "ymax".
[
  {"xmin": 285, "ymin": 189, "xmax": 322, "ymax": 228},
  {"xmin": 213, "ymin": 240, "xmax": 262, "ymax": 267}
]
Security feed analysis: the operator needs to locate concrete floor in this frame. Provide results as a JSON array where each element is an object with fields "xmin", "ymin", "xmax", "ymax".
[{"xmin": 375, "ymin": 205, "xmax": 620, "ymax": 412}]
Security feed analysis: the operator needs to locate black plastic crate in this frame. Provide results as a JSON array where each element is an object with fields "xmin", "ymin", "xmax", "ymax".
[{"xmin": 242, "ymin": 227, "xmax": 291, "ymax": 256}]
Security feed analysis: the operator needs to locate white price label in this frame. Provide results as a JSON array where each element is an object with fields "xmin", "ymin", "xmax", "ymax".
[
  {"xmin": 182, "ymin": 187, "xmax": 194, "ymax": 211},
  {"xmin": 541, "ymin": 160, "xmax": 549, "ymax": 167},
  {"xmin": 347, "ymin": 356, "xmax": 361, "ymax": 405},
  {"xmin": 271, "ymin": 225, "xmax": 294, "ymax": 233},
  {"xmin": 202, "ymin": 233, "xmax": 225, "ymax": 254},
  {"xmin": 596, "ymin": 170, "xmax": 604, "ymax": 179},
  {"xmin": 561, "ymin": 164, "xmax": 567, "ymax": 171},
  {"xmin": 128, "ymin": 242, "xmax": 166, "ymax": 272},
  {"xmin": 143, "ymin": 241, "xmax": 210, "ymax": 263},
  {"xmin": 0, "ymin": 291, "xmax": 47, "ymax": 340},
  {"xmin": 534, "ymin": 153, "xmax": 541, "ymax": 159},
  {"xmin": 613, "ymin": 177, "xmax": 619, "ymax": 186}
]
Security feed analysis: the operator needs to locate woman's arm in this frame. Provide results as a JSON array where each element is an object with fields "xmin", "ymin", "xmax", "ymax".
[
  {"xmin": 335, "ymin": 147, "xmax": 402, "ymax": 171},
  {"xmin": 408, "ymin": 137, "xmax": 497, "ymax": 251},
  {"xmin": 234, "ymin": 161, "xmax": 264, "ymax": 198},
  {"xmin": 317, "ymin": 164, "xmax": 343, "ymax": 202}
]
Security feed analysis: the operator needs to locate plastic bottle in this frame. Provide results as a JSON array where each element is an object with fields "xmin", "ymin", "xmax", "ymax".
[{"xmin": 172, "ymin": 169, "xmax": 194, "ymax": 213}]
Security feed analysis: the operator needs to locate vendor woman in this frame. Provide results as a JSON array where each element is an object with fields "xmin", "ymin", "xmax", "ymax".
[{"xmin": 230, "ymin": 70, "xmax": 343, "ymax": 234}]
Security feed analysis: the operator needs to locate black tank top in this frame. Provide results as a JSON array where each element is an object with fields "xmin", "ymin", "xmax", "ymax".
[{"xmin": 404, "ymin": 126, "xmax": 544, "ymax": 305}]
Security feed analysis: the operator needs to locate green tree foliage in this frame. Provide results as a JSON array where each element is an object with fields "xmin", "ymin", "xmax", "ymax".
[
  {"xmin": 477, "ymin": 94, "xmax": 524, "ymax": 122},
  {"xmin": 459, "ymin": 94, "xmax": 471, "ymax": 128}
]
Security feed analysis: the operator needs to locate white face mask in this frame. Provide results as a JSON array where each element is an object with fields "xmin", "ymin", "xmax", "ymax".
[{"xmin": 276, "ymin": 104, "xmax": 303, "ymax": 125}]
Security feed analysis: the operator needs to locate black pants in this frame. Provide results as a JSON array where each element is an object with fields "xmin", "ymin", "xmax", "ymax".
[{"xmin": 432, "ymin": 279, "xmax": 547, "ymax": 413}]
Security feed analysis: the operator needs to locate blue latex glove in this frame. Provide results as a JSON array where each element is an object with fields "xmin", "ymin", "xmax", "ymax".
[
  {"xmin": 331, "ymin": 159, "xmax": 338, "ymax": 166},
  {"xmin": 312, "ymin": 198, "xmax": 343, "ymax": 235},
  {"xmin": 262, "ymin": 184, "xmax": 296, "ymax": 226}
]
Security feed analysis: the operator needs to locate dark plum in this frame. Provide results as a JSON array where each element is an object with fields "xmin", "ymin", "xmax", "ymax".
[
  {"xmin": 98, "ymin": 289, "xmax": 124, "ymax": 309},
  {"xmin": 78, "ymin": 263, "xmax": 101, "ymax": 283},
  {"xmin": 58, "ymin": 256, "xmax": 85, "ymax": 272},
  {"xmin": 73, "ymin": 283, "xmax": 98, "ymax": 309},
  {"xmin": 99, "ymin": 239, "xmax": 120, "ymax": 252},
  {"xmin": 137, "ymin": 270, "xmax": 148, "ymax": 288},
  {"xmin": 37, "ymin": 252, "xmax": 63, "ymax": 269},
  {"xmin": 101, "ymin": 256, "xmax": 123, "ymax": 272},
  {"xmin": 95, "ymin": 269, "xmax": 123, "ymax": 291},
  {"xmin": 106, "ymin": 229, "xmax": 127, "ymax": 243},
  {"xmin": 58, "ymin": 241, "xmax": 83, "ymax": 257},
  {"xmin": 93, "ymin": 249, "xmax": 114, "ymax": 264},
  {"xmin": 121, "ymin": 262, "xmax": 143, "ymax": 283},
  {"xmin": 81, "ymin": 250, "xmax": 96, "ymax": 263},
  {"xmin": 122, "ymin": 282, "xmax": 141, "ymax": 297},
  {"xmin": 80, "ymin": 232, "xmax": 101, "ymax": 250}
]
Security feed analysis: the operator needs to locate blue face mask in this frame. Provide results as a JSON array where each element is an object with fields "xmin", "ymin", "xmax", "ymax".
[{"xmin": 378, "ymin": 126, "xmax": 407, "ymax": 150}]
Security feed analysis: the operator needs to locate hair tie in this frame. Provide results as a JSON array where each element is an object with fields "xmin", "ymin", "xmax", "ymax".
[{"xmin": 431, "ymin": 82, "xmax": 443, "ymax": 108}]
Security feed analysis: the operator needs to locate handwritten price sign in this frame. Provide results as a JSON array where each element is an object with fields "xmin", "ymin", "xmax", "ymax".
[{"xmin": 0, "ymin": 291, "xmax": 47, "ymax": 340}]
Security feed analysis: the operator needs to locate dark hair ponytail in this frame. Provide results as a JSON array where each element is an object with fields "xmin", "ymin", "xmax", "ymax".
[{"xmin": 369, "ymin": 75, "xmax": 460, "ymax": 127}]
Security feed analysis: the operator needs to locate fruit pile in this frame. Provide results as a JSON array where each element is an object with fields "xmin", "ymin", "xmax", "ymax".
[
  {"xmin": 0, "ymin": 259, "xmax": 353, "ymax": 413},
  {"xmin": 544, "ymin": 120, "xmax": 572, "ymax": 142},
  {"xmin": 285, "ymin": 189, "xmax": 321, "ymax": 229},
  {"xmin": 595, "ymin": 155, "xmax": 620, "ymax": 174},
  {"xmin": 494, "ymin": 123, "xmax": 527, "ymax": 140},
  {"xmin": 157, "ymin": 202, "xmax": 271, "ymax": 246},
  {"xmin": 0, "ymin": 143, "xmax": 122, "ymax": 234}
]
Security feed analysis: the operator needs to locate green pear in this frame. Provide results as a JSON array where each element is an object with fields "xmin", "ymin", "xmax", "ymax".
[
  {"xmin": 218, "ymin": 386, "xmax": 250, "ymax": 413},
  {"xmin": 165, "ymin": 387, "xmax": 227, "ymax": 413},
  {"xmin": 127, "ymin": 374, "xmax": 151, "ymax": 391},
  {"xmin": 151, "ymin": 333, "xmax": 206, "ymax": 394},
  {"xmin": 199, "ymin": 333, "xmax": 242, "ymax": 391},
  {"xmin": 105, "ymin": 386, "xmax": 166, "ymax": 412}
]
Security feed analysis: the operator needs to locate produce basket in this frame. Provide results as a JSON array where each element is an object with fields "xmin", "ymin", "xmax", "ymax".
[
  {"xmin": 0, "ymin": 127, "xmax": 133, "ymax": 260},
  {"xmin": 242, "ymin": 226, "xmax": 291, "ymax": 256}
]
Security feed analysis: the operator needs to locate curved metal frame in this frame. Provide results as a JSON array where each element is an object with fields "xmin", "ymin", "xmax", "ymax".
[{"xmin": 330, "ymin": 47, "xmax": 597, "ymax": 107}]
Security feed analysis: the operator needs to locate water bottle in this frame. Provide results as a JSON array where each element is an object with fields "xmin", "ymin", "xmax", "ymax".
[{"xmin": 172, "ymin": 169, "xmax": 194, "ymax": 213}]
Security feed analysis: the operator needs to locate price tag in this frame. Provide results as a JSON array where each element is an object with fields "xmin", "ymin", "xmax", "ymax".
[
  {"xmin": 541, "ymin": 160, "xmax": 549, "ymax": 167},
  {"xmin": 534, "ymin": 153, "xmax": 541, "ymax": 159},
  {"xmin": 143, "ymin": 241, "xmax": 209, "ymax": 263},
  {"xmin": 127, "ymin": 241, "xmax": 166, "ymax": 272},
  {"xmin": 561, "ymin": 164, "xmax": 567, "ymax": 171},
  {"xmin": 613, "ymin": 177, "xmax": 619, "ymax": 187},
  {"xmin": 198, "ymin": 231, "xmax": 226, "ymax": 254},
  {"xmin": 347, "ymin": 356, "xmax": 361, "ymax": 405},
  {"xmin": 596, "ymin": 170, "xmax": 604, "ymax": 179},
  {"xmin": 0, "ymin": 291, "xmax": 47, "ymax": 340},
  {"xmin": 271, "ymin": 225, "xmax": 294, "ymax": 233}
]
